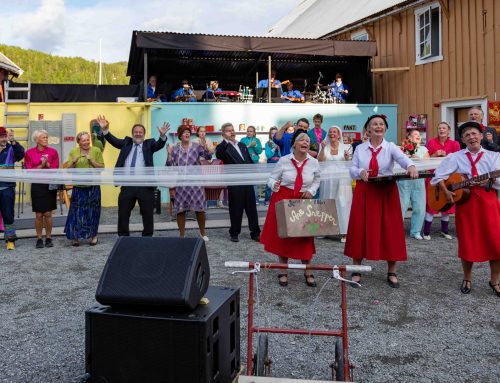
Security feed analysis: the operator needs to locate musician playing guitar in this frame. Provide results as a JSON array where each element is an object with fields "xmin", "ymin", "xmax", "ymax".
[
  {"xmin": 281, "ymin": 81, "xmax": 305, "ymax": 103},
  {"xmin": 172, "ymin": 79, "xmax": 197, "ymax": 102},
  {"xmin": 430, "ymin": 121, "xmax": 500, "ymax": 297},
  {"xmin": 345, "ymin": 114, "xmax": 418, "ymax": 289}
]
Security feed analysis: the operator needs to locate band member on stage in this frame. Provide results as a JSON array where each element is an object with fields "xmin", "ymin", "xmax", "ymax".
[
  {"xmin": 430, "ymin": 121, "xmax": 500, "ymax": 297},
  {"xmin": 203, "ymin": 80, "xmax": 222, "ymax": 101},
  {"xmin": 281, "ymin": 81, "xmax": 304, "ymax": 103},
  {"xmin": 345, "ymin": 114, "xmax": 418, "ymax": 288},
  {"xmin": 172, "ymin": 80, "xmax": 197, "ymax": 102},
  {"xmin": 328, "ymin": 73, "xmax": 349, "ymax": 103},
  {"xmin": 260, "ymin": 130, "xmax": 321, "ymax": 287},
  {"xmin": 257, "ymin": 69, "xmax": 281, "ymax": 89}
]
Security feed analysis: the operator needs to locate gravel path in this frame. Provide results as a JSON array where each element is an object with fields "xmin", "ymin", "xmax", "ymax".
[{"xmin": 0, "ymin": 219, "xmax": 499, "ymax": 383}]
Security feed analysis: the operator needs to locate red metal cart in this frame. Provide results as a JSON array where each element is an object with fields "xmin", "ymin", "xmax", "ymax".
[{"xmin": 225, "ymin": 261, "xmax": 371, "ymax": 382}]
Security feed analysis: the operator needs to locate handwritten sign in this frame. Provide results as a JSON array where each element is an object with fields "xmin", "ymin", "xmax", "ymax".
[{"xmin": 275, "ymin": 199, "xmax": 339, "ymax": 238}]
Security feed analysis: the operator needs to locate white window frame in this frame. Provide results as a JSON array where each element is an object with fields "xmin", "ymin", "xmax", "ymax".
[
  {"xmin": 415, "ymin": 2, "xmax": 443, "ymax": 65},
  {"xmin": 351, "ymin": 29, "xmax": 369, "ymax": 41}
]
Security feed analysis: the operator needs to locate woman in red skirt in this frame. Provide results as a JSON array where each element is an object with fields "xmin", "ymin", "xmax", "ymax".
[
  {"xmin": 260, "ymin": 131, "xmax": 321, "ymax": 287},
  {"xmin": 344, "ymin": 115, "xmax": 418, "ymax": 288},
  {"xmin": 431, "ymin": 121, "xmax": 500, "ymax": 297}
]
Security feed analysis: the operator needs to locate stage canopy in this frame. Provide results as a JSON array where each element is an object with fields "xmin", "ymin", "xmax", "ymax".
[{"xmin": 126, "ymin": 31, "xmax": 377, "ymax": 103}]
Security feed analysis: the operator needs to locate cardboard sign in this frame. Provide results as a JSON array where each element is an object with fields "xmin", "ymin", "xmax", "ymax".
[{"xmin": 275, "ymin": 199, "xmax": 340, "ymax": 238}]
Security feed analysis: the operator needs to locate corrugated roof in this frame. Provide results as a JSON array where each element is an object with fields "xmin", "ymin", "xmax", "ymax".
[
  {"xmin": 267, "ymin": 0, "xmax": 412, "ymax": 38},
  {"xmin": 0, "ymin": 52, "xmax": 23, "ymax": 77}
]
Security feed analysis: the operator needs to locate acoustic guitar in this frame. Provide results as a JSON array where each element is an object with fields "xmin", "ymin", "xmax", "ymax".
[{"xmin": 427, "ymin": 170, "xmax": 500, "ymax": 212}]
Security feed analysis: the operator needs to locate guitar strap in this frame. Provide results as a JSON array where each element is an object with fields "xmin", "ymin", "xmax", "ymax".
[{"xmin": 465, "ymin": 152, "xmax": 484, "ymax": 177}]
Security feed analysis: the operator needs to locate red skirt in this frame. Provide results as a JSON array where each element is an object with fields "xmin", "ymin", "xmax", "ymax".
[
  {"xmin": 344, "ymin": 181, "xmax": 407, "ymax": 262},
  {"xmin": 260, "ymin": 187, "xmax": 316, "ymax": 260},
  {"xmin": 455, "ymin": 187, "xmax": 500, "ymax": 262},
  {"xmin": 425, "ymin": 177, "xmax": 456, "ymax": 215}
]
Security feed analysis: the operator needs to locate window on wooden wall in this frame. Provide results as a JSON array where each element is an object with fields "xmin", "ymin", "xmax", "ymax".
[
  {"xmin": 415, "ymin": 2, "xmax": 442, "ymax": 65},
  {"xmin": 351, "ymin": 29, "xmax": 369, "ymax": 41}
]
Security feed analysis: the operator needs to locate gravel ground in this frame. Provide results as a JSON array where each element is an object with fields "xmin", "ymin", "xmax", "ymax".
[{"xmin": 0, "ymin": 216, "xmax": 499, "ymax": 383}]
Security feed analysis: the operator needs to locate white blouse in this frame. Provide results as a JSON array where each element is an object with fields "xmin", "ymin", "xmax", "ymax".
[
  {"xmin": 267, "ymin": 153, "xmax": 321, "ymax": 195},
  {"xmin": 350, "ymin": 139, "xmax": 414, "ymax": 179},
  {"xmin": 431, "ymin": 148, "xmax": 500, "ymax": 191}
]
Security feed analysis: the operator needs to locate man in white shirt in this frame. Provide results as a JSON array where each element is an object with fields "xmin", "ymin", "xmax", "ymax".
[{"xmin": 215, "ymin": 123, "xmax": 261, "ymax": 242}]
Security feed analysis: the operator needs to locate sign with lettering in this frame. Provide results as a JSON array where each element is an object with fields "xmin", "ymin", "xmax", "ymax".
[{"xmin": 275, "ymin": 199, "xmax": 339, "ymax": 238}]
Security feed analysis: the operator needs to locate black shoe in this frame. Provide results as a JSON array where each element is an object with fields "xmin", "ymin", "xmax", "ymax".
[
  {"xmin": 387, "ymin": 272, "xmax": 400, "ymax": 288},
  {"xmin": 304, "ymin": 273, "xmax": 317, "ymax": 287},
  {"xmin": 350, "ymin": 272, "xmax": 362, "ymax": 288},
  {"xmin": 460, "ymin": 280, "xmax": 471, "ymax": 294},
  {"xmin": 45, "ymin": 238, "xmax": 54, "ymax": 248},
  {"xmin": 488, "ymin": 281, "xmax": 500, "ymax": 297},
  {"xmin": 251, "ymin": 233, "xmax": 261, "ymax": 242},
  {"xmin": 230, "ymin": 235, "xmax": 239, "ymax": 242},
  {"xmin": 278, "ymin": 274, "xmax": 288, "ymax": 287},
  {"xmin": 36, "ymin": 238, "xmax": 44, "ymax": 249}
]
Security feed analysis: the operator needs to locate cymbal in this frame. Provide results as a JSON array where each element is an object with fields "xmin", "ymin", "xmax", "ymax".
[
  {"xmin": 312, "ymin": 83, "xmax": 323, "ymax": 87},
  {"xmin": 320, "ymin": 85, "xmax": 334, "ymax": 90}
]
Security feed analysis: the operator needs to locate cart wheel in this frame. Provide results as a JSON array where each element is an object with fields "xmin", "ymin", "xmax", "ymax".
[
  {"xmin": 334, "ymin": 339, "xmax": 345, "ymax": 382},
  {"xmin": 253, "ymin": 334, "xmax": 269, "ymax": 376}
]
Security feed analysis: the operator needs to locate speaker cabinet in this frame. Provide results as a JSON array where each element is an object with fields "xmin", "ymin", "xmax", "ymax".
[
  {"xmin": 86, "ymin": 286, "xmax": 240, "ymax": 383},
  {"xmin": 95, "ymin": 237, "xmax": 210, "ymax": 310}
]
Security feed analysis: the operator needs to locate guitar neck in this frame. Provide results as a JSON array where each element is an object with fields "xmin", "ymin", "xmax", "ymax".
[{"xmin": 451, "ymin": 170, "xmax": 500, "ymax": 191}]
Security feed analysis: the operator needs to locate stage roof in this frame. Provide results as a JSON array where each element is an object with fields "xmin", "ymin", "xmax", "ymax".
[{"xmin": 0, "ymin": 52, "xmax": 24, "ymax": 77}]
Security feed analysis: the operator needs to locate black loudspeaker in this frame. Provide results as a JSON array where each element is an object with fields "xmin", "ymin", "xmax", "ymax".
[
  {"xmin": 86, "ymin": 286, "xmax": 240, "ymax": 383},
  {"xmin": 95, "ymin": 237, "xmax": 210, "ymax": 310}
]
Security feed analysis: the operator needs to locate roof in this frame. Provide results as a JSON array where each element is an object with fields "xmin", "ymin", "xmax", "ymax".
[
  {"xmin": 126, "ymin": 31, "xmax": 376, "ymax": 104},
  {"xmin": 127, "ymin": 31, "xmax": 377, "ymax": 76},
  {"xmin": 0, "ymin": 52, "xmax": 23, "ymax": 77},
  {"xmin": 267, "ymin": 0, "xmax": 412, "ymax": 38}
]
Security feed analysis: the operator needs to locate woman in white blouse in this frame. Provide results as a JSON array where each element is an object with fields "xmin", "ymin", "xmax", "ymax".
[
  {"xmin": 260, "ymin": 131, "xmax": 321, "ymax": 287},
  {"xmin": 318, "ymin": 126, "xmax": 353, "ymax": 242},
  {"xmin": 344, "ymin": 115, "xmax": 418, "ymax": 288}
]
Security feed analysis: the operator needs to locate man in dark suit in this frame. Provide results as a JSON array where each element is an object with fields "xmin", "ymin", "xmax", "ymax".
[
  {"xmin": 216, "ymin": 122, "xmax": 261, "ymax": 242},
  {"xmin": 96, "ymin": 115, "xmax": 170, "ymax": 236}
]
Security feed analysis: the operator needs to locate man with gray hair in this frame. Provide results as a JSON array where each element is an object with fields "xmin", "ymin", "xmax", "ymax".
[
  {"xmin": 468, "ymin": 106, "xmax": 499, "ymax": 152},
  {"xmin": 215, "ymin": 122, "xmax": 261, "ymax": 242}
]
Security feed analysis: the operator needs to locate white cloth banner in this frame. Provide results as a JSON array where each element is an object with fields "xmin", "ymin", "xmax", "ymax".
[{"xmin": 0, "ymin": 158, "xmax": 443, "ymax": 187}]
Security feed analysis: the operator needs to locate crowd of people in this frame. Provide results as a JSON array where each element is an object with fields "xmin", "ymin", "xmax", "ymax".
[{"xmin": 0, "ymin": 106, "xmax": 498, "ymax": 297}]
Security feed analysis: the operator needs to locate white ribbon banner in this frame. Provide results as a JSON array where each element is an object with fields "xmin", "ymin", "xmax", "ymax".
[{"xmin": 0, "ymin": 158, "xmax": 443, "ymax": 187}]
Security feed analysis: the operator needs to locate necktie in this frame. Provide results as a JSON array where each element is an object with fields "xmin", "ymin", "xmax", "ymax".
[
  {"xmin": 368, "ymin": 147, "xmax": 382, "ymax": 177},
  {"xmin": 130, "ymin": 144, "xmax": 139, "ymax": 167},
  {"xmin": 291, "ymin": 158, "xmax": 308, "ymax": 197},
  {"xmin": 465, "ymin": 151, "xmax": 484, "ymax": 177}
]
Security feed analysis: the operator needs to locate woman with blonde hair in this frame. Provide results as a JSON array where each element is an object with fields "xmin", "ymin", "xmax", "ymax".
[
  {"xmin": 24, "ymin": 129, "xmax": 60, "ymax": 248},
  {"xmin": 64, "ymin": 131, "xmax": 104, "ymax": 246},
  {"xmin": 318, "ymin": 125, "xmax": 352, "ymax": 242}
]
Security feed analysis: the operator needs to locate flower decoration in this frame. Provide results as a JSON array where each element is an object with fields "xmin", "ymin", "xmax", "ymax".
[{"xmin": 400, "ymin": 138, "xmax": 418, "ymax": 156}]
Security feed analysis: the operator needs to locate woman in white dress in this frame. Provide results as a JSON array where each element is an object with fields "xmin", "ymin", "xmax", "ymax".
[{"xmin": 318, "ymin": 126, "xmax": 353, "ymax": 242}]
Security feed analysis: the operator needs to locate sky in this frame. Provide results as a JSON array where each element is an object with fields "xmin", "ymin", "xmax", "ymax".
[{"xmin": 2, "ymin": 0, "xmax": 301, "ymax": 63}]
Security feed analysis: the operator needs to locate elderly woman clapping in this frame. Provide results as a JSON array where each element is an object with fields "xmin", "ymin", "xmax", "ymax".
[
  {"xmin": 64, "ymin": 131, "xmax": 104, "ymax": 246},
  {"xmin": 24, "ymin": 129, "xmax": 60, "ymax": 249}
]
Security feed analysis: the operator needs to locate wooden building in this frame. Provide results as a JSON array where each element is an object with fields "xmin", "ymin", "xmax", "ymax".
[{"xmin": 268, "ymin": 0, "xmax": 500, "ymax": 141}]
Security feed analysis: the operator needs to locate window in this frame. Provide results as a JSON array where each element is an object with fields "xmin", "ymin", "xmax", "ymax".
[
  {"xmin": 415, "ymin": 3, "xmax": 442, "ymax": 65},
  {"xmin": 351, "ymin": 29, "xmax": 369, "ymax": 41}
]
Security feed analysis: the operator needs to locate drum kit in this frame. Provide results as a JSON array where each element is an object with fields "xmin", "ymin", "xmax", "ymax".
[{"xmin": 307, "ymin": 83, "xmax": 341, "ymax": 104}]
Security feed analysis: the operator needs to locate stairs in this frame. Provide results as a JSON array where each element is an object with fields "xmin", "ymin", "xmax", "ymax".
[{"xmin": 3, "ymin": 81, "xmax": 31, "ymax": 144}]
